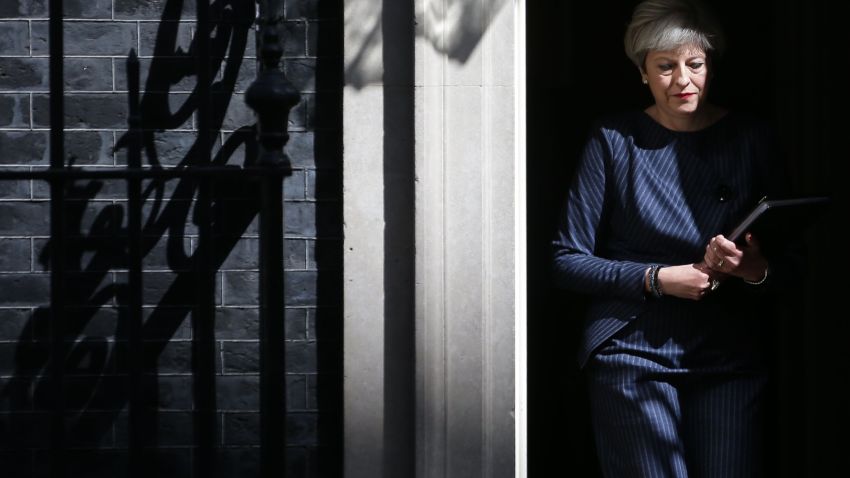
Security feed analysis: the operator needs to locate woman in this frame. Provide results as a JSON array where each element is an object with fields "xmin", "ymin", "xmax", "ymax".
[{"xmin": 552, "ymin": 0, "xmax": 796, "ymax": 476}]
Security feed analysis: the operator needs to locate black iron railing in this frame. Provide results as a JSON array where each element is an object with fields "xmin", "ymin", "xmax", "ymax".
[{"xmin": 0, "ymin": 0, "xmax": 299, "ymax": 476}]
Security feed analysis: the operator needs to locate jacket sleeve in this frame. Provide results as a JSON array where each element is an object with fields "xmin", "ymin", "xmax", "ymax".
[{"xmin": 551, "ymin": 127, "xmax": 648, "ymax": 302}]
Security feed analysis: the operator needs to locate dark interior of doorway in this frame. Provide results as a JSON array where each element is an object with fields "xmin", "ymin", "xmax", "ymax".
[{"xmin": 527, "ymin": 1, "xmax": 850, "ymax": 475}]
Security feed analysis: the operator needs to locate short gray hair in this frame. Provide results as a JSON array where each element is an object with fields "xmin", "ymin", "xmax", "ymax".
[{"xmin": 624, "ymin": 0, "xmax": 725, "ymax": 71}]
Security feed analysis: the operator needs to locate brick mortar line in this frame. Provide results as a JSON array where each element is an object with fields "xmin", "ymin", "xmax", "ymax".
[
  {"xmin": 1, "ymin": 19, "xmax": 228, "ymax": 23},
  {"xmin": 0, "ymin": 372, "xmax": 322, "ymax": 378},
  {"xmin": 7, "ymin": 55, "xmax": 282, "ymax": 59},
  {"xmin": 1, "ymin": 53, "xmax": 266, "ymax": 58},
  {"xmin": 0, "ymin": 126, "xmax": 318, "ymax": 131},
  {"xmin": 0, "ymin": 408, "xmax": 328, "ymax": 412},
  {"xmin": 0, "ymin": 235, "xmax": 271, "ymax": 239},
  {"xmin": 13, "ymin": 90, "xmax": 247, "ymax": 94},
  {"xmin": 0, "ymin": 444, "xmax": 323, "ymax": 450},
  {"xmin": 0, "ymin": 269, "xmax": 321, "ymax": 274},
  {"xmin": 0, "ymin": 236, "xmax": 334, "ymax": 242},
  {"xmin": 0, "ymin": 305, "xmax": 328, "ymax": 310},
  {"xmin": 0, "ymin": 91, "xmax": 256, "ymax": 95},
  {"xmin": 0, "ymin": 339, "xmax": 322, "ymax": 345},
  {"xmin": 0, "ymin": 237, "xmax": 342, "ymax": 241},
  {"xmin": 0, "ymin": 199, "xmax": 339, "ymax": 205},
  {"xmin": 0, "ymin": 128, "xmax": 197, "ymax": 132},
  {"xmin": 0, "ymin": 128, "xmax": 317, "ymax": 133},
  {"xmin": 2, "ymin": 89, "xmax": 317, "ymax": 94},
  {"xmin": 0, "ymin": 18, "xmax": 335, "ymax": 22}
]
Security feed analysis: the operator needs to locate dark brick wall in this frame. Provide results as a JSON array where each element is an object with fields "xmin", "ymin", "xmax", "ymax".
[{"xmin": 0, "ymin": 1, "xmax": 342, "ymax": 477}]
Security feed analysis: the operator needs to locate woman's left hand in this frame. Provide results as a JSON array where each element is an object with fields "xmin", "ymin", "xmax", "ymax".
[{"xmin": 704, "ymin": 233, "xmax": 769, "ymax": 282}]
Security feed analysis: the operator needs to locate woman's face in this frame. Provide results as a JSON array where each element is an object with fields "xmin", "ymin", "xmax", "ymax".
[{"xmin": 642, "ymin": 44, "xmax": 710, "ymax": 124}]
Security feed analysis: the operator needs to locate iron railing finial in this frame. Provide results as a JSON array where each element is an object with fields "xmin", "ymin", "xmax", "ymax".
[{"xmin": 245, "ymin": 3, "xmax": 301, "ymax": 168}]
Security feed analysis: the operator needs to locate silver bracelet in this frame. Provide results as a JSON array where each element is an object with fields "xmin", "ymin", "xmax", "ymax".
[
  {"xmin": 648, "ymin": 264, "xmax": 664, "ymax": 298},
  {"xmin": 743, "ymin": 266, "xmax": 769, "ymax": 285}
]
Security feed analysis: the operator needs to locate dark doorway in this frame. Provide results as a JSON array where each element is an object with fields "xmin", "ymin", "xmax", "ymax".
[{"xmin": 527, "ymin": 1, "xmax": 850, "ymax": 475}]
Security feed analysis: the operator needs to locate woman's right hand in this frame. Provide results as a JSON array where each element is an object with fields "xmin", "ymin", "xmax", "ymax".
[{"xmin": 657, "ymin": 262, "xmax": 721, "ymax": 301}]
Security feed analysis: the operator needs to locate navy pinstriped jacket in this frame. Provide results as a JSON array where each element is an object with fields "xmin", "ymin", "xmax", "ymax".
[{"xmin": 553, "ymin": 110, "xmax": 790, "ymax": 368}]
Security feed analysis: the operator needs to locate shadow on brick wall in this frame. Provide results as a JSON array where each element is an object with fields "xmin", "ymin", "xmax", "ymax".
[{"xmin": 0, "ymin": 0, "xmax": 344, "ymax": 475}]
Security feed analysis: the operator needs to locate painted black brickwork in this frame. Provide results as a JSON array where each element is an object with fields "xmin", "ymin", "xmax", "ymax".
[{"xmin": 0, "ymin": 0, "xmax": 342, "ymax": 476}]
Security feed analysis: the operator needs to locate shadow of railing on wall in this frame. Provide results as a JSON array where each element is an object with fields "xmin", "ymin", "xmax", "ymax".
[{"xmin": 0, "ymin": 0, "xmax": 308, "ymax": 476}]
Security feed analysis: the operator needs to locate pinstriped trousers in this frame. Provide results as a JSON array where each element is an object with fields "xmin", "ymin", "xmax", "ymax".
[{"xmin": 585, "ymin": 310, "xmax": 767, "ymax": 478}]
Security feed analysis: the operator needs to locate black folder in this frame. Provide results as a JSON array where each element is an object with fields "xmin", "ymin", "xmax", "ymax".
[{"xmin": 727, "ymin": 195, "xmax": 831, "ymax": 243}]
